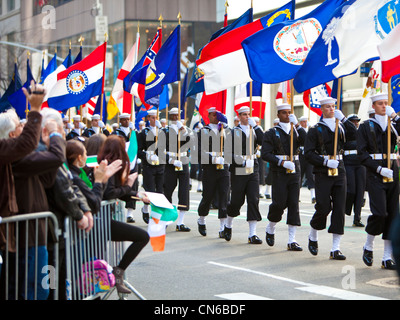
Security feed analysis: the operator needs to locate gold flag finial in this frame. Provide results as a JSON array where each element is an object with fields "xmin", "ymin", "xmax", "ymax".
[
  {"xmin": 78, "ymin": 36, "xmax": 85, "ymax": 46},
  {"xmin": 177, "ymin": 12, "xmax": 182, "ymax": 25},
  {"xmin": 159, "ymin": 14, "xmax": 164, "ymax": 28},
  {"xmin": 137, "ymin": 21, "xmax": 140, "ymax": 33},
  {"xmin": 105, "ymin": 33, "xmax": 108, "ymax": 42}
]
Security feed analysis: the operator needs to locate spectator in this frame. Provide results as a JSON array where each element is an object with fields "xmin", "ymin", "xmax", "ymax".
[
  {"xmin": 0, "ymin": 82, "xmax": 44, "ymax": 293},
  {"xmin": 97, "ymin": 135, "xmax": 150, "ymax": 295}
]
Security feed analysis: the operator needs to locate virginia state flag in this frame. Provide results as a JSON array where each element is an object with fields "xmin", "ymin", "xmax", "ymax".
[
  {"xmin": 46, "ymin": 43, "xmax": 106, "ymax": 111},
  {"xmin": 243, "ymin": 0, "xmax": 346, "ymax": 85},
  {"xmin": 197, "ymin": 1, "xmax": 294, "ymax": 95},
  {"xmin": 126, "ymin": 26, "xmax": 181, "ymax": 102}
]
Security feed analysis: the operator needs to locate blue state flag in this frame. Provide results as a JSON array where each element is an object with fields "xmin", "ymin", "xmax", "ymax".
[
  {"xmin": 391, "ymin": 74, "xmax": 400, "ymax": 113},
  {"xmin": 242, "ymin": 0, "xmax": 346, "ymax": 85},
  {"xmin": 0, "ymin": 64, "xmax": 23, "ymax": 113},
  {"xmin": 127, "ymin": 25, "xmax": 181, "ymax": 102},
  {"xmin": 9, "ymin": 60, "xmax": 36, "ymax": 119},
  {"xmin": 293, "ymin": 0, "xmax": 358, "ymax": 93},
  {"xmin": 40, "ymin": 53, "xmax": 57, "ymax": 84}
]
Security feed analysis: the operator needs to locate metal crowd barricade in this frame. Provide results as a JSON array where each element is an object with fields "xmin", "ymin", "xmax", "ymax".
[
  {"xmin": 0, "ymin": 212, "xmax": 60, "ymax": 301},
  {"xmin": 64, "ymin": 200, "xmax": 146, "ymax": 300}
]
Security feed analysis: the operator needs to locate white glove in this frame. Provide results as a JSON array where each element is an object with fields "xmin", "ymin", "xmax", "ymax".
[
  {"xmin": 380, "ymin": 167, "xmax": 393, "ymax": 179},
  {"xmin": 98, "ymin": 121, "xmax": 105, "ymax": 128},
  {"xmin": 334, "ymin": 110, "xmax": 345, "ymax": 121},
  {"xmin": 246, "ymin": 159, "xmax": 254, "ymax": 168},
  {"xmin": 215, "ymin": 157, "xmax": 225, "ymax": 165},
  {"xmin": 176, "ymin": 121, "xmax": 184, "ymax": 130},
  {"xmin": 386, "ymin": 106, "xmax": 396, "ymax": 118},
  {"xmin": 282, "ymin": 161, "xmax": 295, "ymax": 172},
  {"xmin": 129, "ymin": 122, "xmax": 135, "ymax": 130},
  {"xmin": 256, "ymin": 150, "xmax": 261, "ymax": 158},
  {"xmin": 326, "ymin": 159, "xmax": 339, "ymax": 169},
  {"xmin": 289, "ymin": 114, "xmax": 298, "ymax": 126},
  {"xmin": 248, "ymin": 118, "xmax": 257, "ymax": 128},
  {"xmin": 150, "ymin": 155, "xmax": 159, "ymax": 162},
  {"xmin": 67, "ymin": 123, "xmax": 74, "ymax": 129},
  {"xmin": 79, "ymin": 122, "xmax": 85, "ymax": 129},
  {"xmin": 155, "ymin": 120, "xmax": 162, "ymax": 129},
  {"xmin": 197, "ymin": 123, "xmax": 204, "ymax": 129},
  {"xmin": 174, "ymin": 160, "xmax": 183, "ymax": 168}
]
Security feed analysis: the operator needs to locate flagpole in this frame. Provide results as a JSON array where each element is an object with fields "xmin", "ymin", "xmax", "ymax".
[
  {"xmin": 25, "ymin": 51, "xmax": 31, "ymax": 118},
  {"xmin": 100, "ymin": 33, "xmax": 108, "ymax": 123},
  {"xmin": 330, "ymin": 77, "xmax": 342, "ymax": 177},
  {"xmin": 156, "ymin": 15, "xmax": 163, "ymax": 147},
  {"xmin": 288, "ymin": 79, "xmax": 295, "ymax": 174},
  {"xmin": 177, "ymin": 12, "xmax": 183, "ymax": 172},
  {"xmin": 385, "ymin": 78, "xmax": 394, "ymax": 183}
]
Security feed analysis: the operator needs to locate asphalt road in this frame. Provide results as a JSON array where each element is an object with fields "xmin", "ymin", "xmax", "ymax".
[{"xmin": 119, "ymin": 182, "xmax": 400, "ymax": 302}]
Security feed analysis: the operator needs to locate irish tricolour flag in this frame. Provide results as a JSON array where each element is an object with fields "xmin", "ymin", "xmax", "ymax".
[{"xmin": 46, "ymin": 43, "xmax": 107, "ymax": 111}]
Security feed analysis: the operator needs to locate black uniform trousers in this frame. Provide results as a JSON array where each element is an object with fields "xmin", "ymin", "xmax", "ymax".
[
  {"xmin": 142, "ymin": 164, "xmax": 165, "ymax": 194},
  {"xmin": 163, "ymin": 164, "xmax": 190, "ymax": 212},
  {"xmin": 365, "ymin": 165, "xmax": 399, "ymax": 239},
  {"xmin": 269, "ymin": 170, "xmax": 301, "ymax": 226},
  {"xmin": 227, "ymin": 169, "xmax": 262, "ymax": 222},
  {"xmin": 344, "ymin": 162, "xmax": 366, "ymax": 223},
  {"xmin": 300, "ymin": 151, "xmax": 315, "ymax": 189},
  {"xmin": 198, "ymin": 165, "xmax": 229, "ymax": 219},
  {"xmin": 311, "ymin": 170, "xmax": 347, "ymax": 235}
]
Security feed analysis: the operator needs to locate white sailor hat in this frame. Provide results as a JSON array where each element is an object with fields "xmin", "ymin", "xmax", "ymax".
[
  {"xmin": 139, "ymin": 121, "xmax": 145, "ymax": 125},
  {"xmin": 208, "ymin": 107, "xmax": 217, "ymax": 113},
  {"xmin": 299, "ymin": 116, "xmax": 308, "ymax": 122},
  {"xmin": 371, "ymin": 93, "xmax": 388, "ymax": 103},
  {"xmin": 319, "ymin": 97, "xmax": 337, "ymax": 106},
  {"xmin": 92, "ymin": 114, "xmax": 101, "ymax": 120},
  {"xmin": 112, "ymin": 123, "xmax": 119, "ymax": 128},
  {"xmin": 234, "ymin": 116, "xmax": 239, "ymax": 121},
  {"xmin": 276, "ymin": 103, "xmax": 291, "ymax": 111},
  {"xmin": 120, "ymin": 113, "xmax": 130, "ymax": 119},
  {"xmin": 147, "ymin": 109, "xmax": 158, "ymax": 116},
  {"xmin": 274, "ymin": 118, "xmax": 280, "ymax": 123},
  {"xmin": 169, "ymin": 107, "xmax": 179, "ymax": 115},
  {"xmin": 236, "ymin": 106, "xmax": 251, "ymax": 114},
  {"xmin": 72, "ymin": 115, "xmax": 81, "ymax": 121},
  {"xmin": 63, "ymin": 116, "xmax": 69, "ymax": 122},
  {"xmin": 160, "ymin": 119, "xmax": 167, "ymax": 123},
  {"xmin": 368, "ymin": 107, "xmax": 375, "ymax": 115}
]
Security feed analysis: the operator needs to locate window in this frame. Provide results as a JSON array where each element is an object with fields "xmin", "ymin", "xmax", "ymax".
[
  {"xmin": 7, "ymin": 0, "xmax": 15, "ymax": 12},
  {"xmin": 32, "ymin": 0, "xmax": 73, "ymax": 16},
  {"xmin": 0, "ymin": 0, "xmax": 3, "ymax": 15}
]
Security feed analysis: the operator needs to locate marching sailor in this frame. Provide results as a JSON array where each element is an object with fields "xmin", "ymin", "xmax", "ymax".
[
  {"xmin": 197, "ymin": 107, "xmax": 230, "ymax": 238},
  {"xmin": 137, "ymin": 109, "xmax": 165, "ymax": 224},
  {"xmin": 344, "ymin": 114, "xmax": 366, "ymax": 227},
  {"xmin": 66, "ymin": 115, "xmax": 84, "ymax": 141},
  {"xmin": 261, "ymin": 103, "xmax": 306, "ymax": 251},
  {"xmin": 357, "ymin": 93, "xmax": 399, "ymax": 270},
  {"xmin": 225, "ymin": 106, "xmax": 264, "ymax": 244},
  {"xmin": 304, "ymin": 97, "xmax": 357, "ymax": 260},
  {"xmin": 82, "ymin": 114, "xmax": 110, "ymax": 138},
  {"xmin": 162, "ymin": 107, "xmax": 192, "ymax": 232},
  {"xmin": 112, "ymin": 113, "xmax": 133, "ymax": 142}
]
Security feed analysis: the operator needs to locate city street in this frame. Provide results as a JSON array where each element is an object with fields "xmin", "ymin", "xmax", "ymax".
[{"xmin": 122, "ymin": 184, "xmax": 400, "ymax": 301}]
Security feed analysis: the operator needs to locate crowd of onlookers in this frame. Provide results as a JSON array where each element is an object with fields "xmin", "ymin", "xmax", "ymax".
[{"xmin": 0, "ymin": 82, "xmax": 150, "ymax": 300}]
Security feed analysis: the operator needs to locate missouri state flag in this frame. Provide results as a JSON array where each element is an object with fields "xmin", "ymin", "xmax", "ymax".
[
  {"xmin": 46, "ymin": 43, "xmax": 106, "ymax": 111},
  {"xmin": 196, "ymin": 1, "xmax": 295, "ymax": 95}
]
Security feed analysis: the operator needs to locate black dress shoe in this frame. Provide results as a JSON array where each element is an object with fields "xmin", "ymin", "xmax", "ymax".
[
  {"xmin": 308, "ymin": 239, "xmax": 318, "ymax": 256},
  {"xmin": 265, "ymin": 194, "xmax": 271, "ymax": 200},
  {"xmin": 312, "ymin": 198, "xmax": 316, "ymax": 204},
  {"xmin": 224, "ymin": 227, "xmax": 232, "ymax": 242},
  {"xmin": 142, "ymin": 208, "xmax": 149, "ymax": 225},
  {"xmin": 248, "ymin": 235, "xmax": 263, "ymax": 244},
  {"xmin": 353, "ymin": 221, "xmax": 365, "ymax": 227},
  {"xmin": 363, "ymin": 248, "xmax": 373, "ymax": 267},
  {"xmin": 219, "ymin": 231, "xmax": 225, "ymax": 239},
  {"xmin": 287, "ymin": 242, "xmax": 303, "ymax": 251},
  {"xmin": 198, "ymin": 223, "xmax": 207, "ymax": 237},
  {"xmin": 126, "ymin": 217, "xmax": 135, "ymax": 223},
  {"xmin": 382, "ymin": 259, "xmax": 397, "ymax": 270},
  {"xmin": 265, "ymin": 233, "xmax": 275, "ymax": 247},
  {"xmin": 176, "ymin": 224, "xmax": 191, "ymax": 232},
  {"xmin": 330, "ymin": 250, "xmax": 346, "ymax": 260}
]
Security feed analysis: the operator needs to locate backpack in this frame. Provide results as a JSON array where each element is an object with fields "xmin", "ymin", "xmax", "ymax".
[{"xmin": 80, "ymin": 259, "xmax": 115, "ymax": 296}]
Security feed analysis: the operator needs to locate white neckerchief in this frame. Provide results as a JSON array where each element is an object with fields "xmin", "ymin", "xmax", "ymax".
[
  {"xmin": 279, "ymin": 122, "xmax": 291, "ymax": 135},
  {"xmin": 149, "ymin": 125, "xmax": 157, "ymax": 135},
  {"xmin": 323, "ymin": 117, "xmax": 336, "ymax": 132},
  {"xmin": 170, "ymin": 122, "xmax": 179, "ymax": 133},
  {"xmin": 92, "ymin": 126, "xmax": 100, "ymax": 134},
  {"xmin": 375, "ymin": 114, "xmax": 388, "ymax": 131},
  {"xmin": 120, "ymin": 126, "xmax": 130, "ymax": 136},
  {"xmin": 239, "ymin": 123, "xmax": 250, "ymax": 137},
  {"xmin": 209, "ymin": 123, "xmax": 219, "ymax": 134}
]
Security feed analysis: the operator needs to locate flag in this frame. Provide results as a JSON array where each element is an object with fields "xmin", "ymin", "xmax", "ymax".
[
  {"xmin": 234, "ymin": 82, "xmax": 266, "ymax": 119},
  {"xmin": 0, "ymin": 64, "xmax": 22, "ymax": 113},
  {"xmin": 303, "ymin": 83, "xmax": 332, "ymax": 116},
  {"xmin": 42, "ymin": 51, "xmax": 74, "ymax": 108},
  {"xmin": 276, "ymin": 80, "xmax": 291, "ymax": 105},
  {"xmin": 378, "ymin": 23, "xmax": 400, "ymax": 83},
  {"xmin": 391, "ymin": 74, "xmax": 400, "ymax": 113},
  {"xmin": 243, "ymin": 0, "xmax": 346, "ymax": 86},
  {"xmin": 9, "ymin": 59, "xmax": 36, "ymax": 119},
  {"xmin": 40, "ymin": 53, "xmax": 57, "ymax": 84},
  {"xmin": 93, "ymin": 94, "xmax": 107, "ymax": 122},
  {"xmin": 125, "ymin": 25, "xmax": 181, "ymax": 102},
  {"xmin": 198, "ymin": 91, "xmax": 227, "ymax": 125},
  {"xmin": 148, "ymin": 204, "xmax": 178, "ymax": 252},
  {"xmin": 108, "ymin": 31, "xmax": 141, "ymax": 120},
  {"xmin": 187, "ymin": 9, "xmax": 254, "ymax": 98},
  {"xmin": 123, "ymin": 29, "xmax": 163, "ymax": 111},
  {"xmin": 127, "ymin": 130, "xmax": 138, "ymax": 168},
  {"xmin": 180, "ymin": 69, "xmax": 189, "ymax": 120},
  {"xmin": 294, "ymin": 0, "xmax": 390, "ymax": 93},
  {"xmin": 197, "ymin": 1, "xmax": 295, "ymax": 95},
  {"xmin": 46, "ymin": 43, "xmax": 107, "ymax": 111},
  {"xmin": 363, "ymin": 61, "xmax": 382, "ymax": 98}
]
